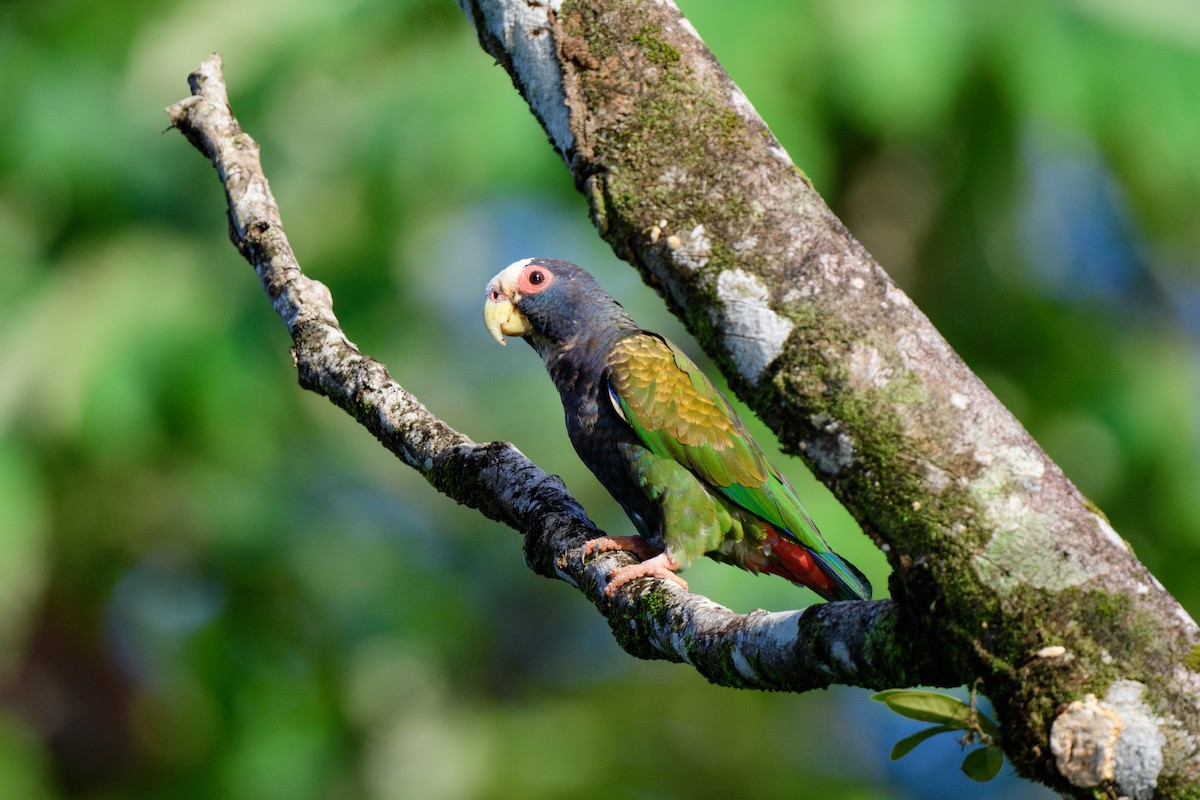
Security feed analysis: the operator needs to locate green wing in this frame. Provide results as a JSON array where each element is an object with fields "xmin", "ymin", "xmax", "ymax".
[{"xmin": 605, "ymin": 332, "xmax": 828, "ymax": 554}]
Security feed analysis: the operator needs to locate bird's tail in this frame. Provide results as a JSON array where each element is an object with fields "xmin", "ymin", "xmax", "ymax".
[{"xmin": 766, "ymin": 530, "xmax": 872, "ymax": 602}]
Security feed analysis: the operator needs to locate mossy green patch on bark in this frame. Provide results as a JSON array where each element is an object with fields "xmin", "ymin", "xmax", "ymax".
[
  {"xmin": 604, "ymin": 583, "xmax": 681, "ymax": 661},
  {"xmin": 693, "ymin": 637, "xmax": 751, "ymax": 688},
  {"xmin": 769, "ymin": 304, "xmax": 980, "ymax": 540},
  {"xmin": 1184, "ymin": 644, "xmax": 1200, "ymax": 672},
  {"xmin": 1158, "ymin": 777, "xmax": 1200, "ymax": 800},
  {"xmin": 560, "ymin": 0, "xmax": 768, "ymax": 303},
  {"xmin": 630, "ymin": 23, "xmax": 680, "ymax": 65},
  {"xmin": 603, "ymin": 587, "xmax": 766, "ymax": 689},
  {"xmin": 987, "ymin": 586, "xmax": 1186, "ymax": 785},
  {"xmin": 604, "ymin": 586, "xmax": 811, "ymax": 691}
]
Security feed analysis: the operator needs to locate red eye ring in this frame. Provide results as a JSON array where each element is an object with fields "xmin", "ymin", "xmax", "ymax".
[{"xmin": 518, "ymin": 265, "xmax": 554, "ymax": 295}]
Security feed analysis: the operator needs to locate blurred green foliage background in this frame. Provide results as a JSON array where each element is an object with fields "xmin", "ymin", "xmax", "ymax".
[{"xmin": 1, "ymin": 0, "xmax": 1198, "ymax": 797}]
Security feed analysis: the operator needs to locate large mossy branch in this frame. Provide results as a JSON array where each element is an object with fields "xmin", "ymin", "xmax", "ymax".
[
  {"xmin": 457, "ymin": 1, "xmax": 1200, "ymax": 796},
  {"xmin": 166, "ymin": 53, "xmax": 944, "ymax": 703}
]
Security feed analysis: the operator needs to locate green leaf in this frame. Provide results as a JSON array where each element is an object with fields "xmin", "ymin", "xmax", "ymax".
[
  {"xmin": 889, "ymin": 725, "xmax": 957, "ymax": 760},
  {"xmin": 961, "ymin": 746, "xmax": 1004, "ymax": 782},
  {"xmin": 871, "ymin": 689, "xmax": 973, "ymax": 727}
]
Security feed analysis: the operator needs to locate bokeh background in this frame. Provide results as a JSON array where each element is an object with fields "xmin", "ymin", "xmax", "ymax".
[{"xmin": 2, "ymin": 0, "xmax": 1198, "ymax": 797}]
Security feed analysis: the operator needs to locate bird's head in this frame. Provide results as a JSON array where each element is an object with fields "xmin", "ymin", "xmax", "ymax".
[{"xmin": 483, "ymin": 258, "xmax": 627, "ymax": 350}]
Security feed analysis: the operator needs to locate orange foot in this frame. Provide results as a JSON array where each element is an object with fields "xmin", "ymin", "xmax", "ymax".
[{"xmin": 582, "ymin": 536, "xmax": 688, "ymax": 597}]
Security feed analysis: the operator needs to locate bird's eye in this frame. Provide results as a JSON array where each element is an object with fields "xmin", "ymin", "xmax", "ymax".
[{"xmin": 529, "ymin": 270, "xmax": 545, "ymax": 286}]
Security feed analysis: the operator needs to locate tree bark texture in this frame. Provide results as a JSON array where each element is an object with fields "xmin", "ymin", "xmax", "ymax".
[{"xmin": 455, "ymin": 1, "xmax": 1200, "ymax": 797}]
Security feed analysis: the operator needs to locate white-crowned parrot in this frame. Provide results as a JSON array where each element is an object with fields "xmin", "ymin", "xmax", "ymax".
[{"xmin": 484, "ymin": 258, "xmax": 871, "ymax": 601}]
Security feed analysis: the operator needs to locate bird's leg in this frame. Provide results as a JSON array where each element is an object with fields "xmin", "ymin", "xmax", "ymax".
[{"xmin": 582, "ymin": 537, "xmax": 688, "ymax": 596}]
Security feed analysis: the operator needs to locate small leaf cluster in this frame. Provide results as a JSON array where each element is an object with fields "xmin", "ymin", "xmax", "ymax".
[{"xmin": 872, "ymin": 689, "xmax": 1004, "ymax": 782}]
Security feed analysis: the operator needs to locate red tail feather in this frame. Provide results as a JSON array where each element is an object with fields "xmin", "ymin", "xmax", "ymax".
[{"xmin": 763, "ymin": 529, "xmax": 836, "ymax": 596}]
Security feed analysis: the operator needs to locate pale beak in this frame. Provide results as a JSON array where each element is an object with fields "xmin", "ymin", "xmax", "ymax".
[{"xmin": 484, "ymin": 267, "xmax": 531, "ymax": 345}]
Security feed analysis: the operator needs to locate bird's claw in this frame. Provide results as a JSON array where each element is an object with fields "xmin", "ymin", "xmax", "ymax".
[
  {"xmin": 603, "ymin": 552, "xmax": 688, "ymax": 597},
  {"xmin": 582, "ymin": 537, "xmax": 687, "ymax": 596}
]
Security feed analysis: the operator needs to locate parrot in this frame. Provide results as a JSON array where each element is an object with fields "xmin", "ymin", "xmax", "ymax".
[{"xmin": 483, "ymin": 258, "xmax": 871, "ymax": 602}]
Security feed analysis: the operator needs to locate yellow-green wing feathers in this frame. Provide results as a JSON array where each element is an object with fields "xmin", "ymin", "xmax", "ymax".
[
  {"xmin": 607, "ymin": 332, "xmax": 871, "ymax": 601},
  {"xmin": 607, "ymin": 335, "xmax": 766, "ymax": 487},
  {"xmin": 607, "ymin": 334, "xmax": 824, "ymax": 551}
]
